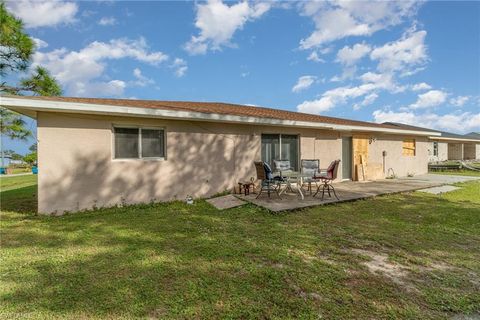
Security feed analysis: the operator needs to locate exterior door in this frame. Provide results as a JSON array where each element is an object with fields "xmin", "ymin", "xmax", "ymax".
[
  {"xmin": 261, "ymin": 134, "xmax": 299, "ymax": 171},
  {"xmin": 342, "ymin": 137, "xmax": 352, "ymax": 180}
]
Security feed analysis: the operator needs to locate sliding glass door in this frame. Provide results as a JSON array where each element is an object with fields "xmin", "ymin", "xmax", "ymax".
[{"xmin": 261, "ymin": 134, "xmax": 299, "ymax": 171}]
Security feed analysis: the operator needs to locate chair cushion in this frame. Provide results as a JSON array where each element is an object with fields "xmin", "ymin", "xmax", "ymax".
[
  {"xmin": 274, "ymin": 160, "xmax": 291, "ymax": 172},
  {"xmin": 263, "ymin": 162, "xmax": 274, "ymax": 180},
  {"xmin": 326, "ymin": 161, "xmax": 336, "ymax": 172}
]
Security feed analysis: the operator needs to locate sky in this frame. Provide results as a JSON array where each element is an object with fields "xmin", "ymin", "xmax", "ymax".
[{"xmin": 3, "ymin": 0, "xmax": 480, "ymax": 155}]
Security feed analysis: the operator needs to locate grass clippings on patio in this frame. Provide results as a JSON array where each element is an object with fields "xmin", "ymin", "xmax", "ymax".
[{"xmin": 1, "ymin": 175, "xmax": 479, "ymax": 319}]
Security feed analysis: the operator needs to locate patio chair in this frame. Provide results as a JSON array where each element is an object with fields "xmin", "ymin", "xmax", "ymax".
[
  {"xmin": 274, "ymin": 159, "xmax": 294, "ymax": 192},
  {"xmin": 301, "ymin": 159, "xmax": 320, "ymax": 195},
  {"xmin": 273, "ymin": 159, "xmax": 293, "ymax": 176},
  {"xmin": 313, "ymin": 160, "xmax": 341, "ymax": 200},
  {"xmin": 254, "ymin": 161, "xmax": 282, "ymax": 199}
]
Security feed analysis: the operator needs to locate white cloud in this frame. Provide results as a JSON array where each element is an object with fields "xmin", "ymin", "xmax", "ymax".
[
  {"xmin": 370, "ymin": 29, "xmax": 428, "ymax": 73},
  {"xmin": 297, "ymin": 82, "xmax": 378, "ymax": 114},
  {"xmin": 171, "ymin": 58, "xmax": 188, "ymax": 77},
  {"xmin": 410, "ymin": 90, "xmax": 447, "ymax": 109},
  {"xmin": 31, "ymin": 37, "xmax": 48, "ymax": 49},
  {"xmin": 298, "ymin": 71, "xmax": 403, "ymax": 114},
  {"xmin": 131, "ymin": 68, "xmax": 154, "ymax": 87},
  {"xmin": 98, "ymin": 17, "xmax": 117, "ymax": 26},
  {"xmin": 353, "ymin": 93, "xmax": 378, "ymax": 110},
  {"xmin": 449, "ymin": 95, "xmax": 470, "ymax": 107},
  {"xmin": 359, "ymin": 71, "xmax": 405, "ymax": 93},
  {"xmin": 411, "ymin": 82, "xmax": 432, "ymax": 91},
  {"xmin": 336, "ymin": 43, "xmax": 371, "ymax": 66},
  {"xmin": 330, "ymin": 66, "xmax": 357, "ymax": 82},
  {"xmin": 71, "ymin": 80, "xmax": 126, "ymax": 97},
  {"xmin": 6, "ymin": 0, "xmax": 78, "ymax": 28},
  {"xmin": 33, "ymin": 37, "xmax": 169, "ymax": 96},
  {"xmin": 299, "ymin": 1, "xmax": 420, "ymax": 49},
  {"xmin": 373, "ymin": 109, "xmax": 480, "ymax": 133},
  {"xmin": 184, "ymin": 0, "xmax": 271, "ymax": 55},
  {"xmin": 292, "ymin": 75, "xmax": 317, "ymax": 93},
  {"xmin": 307, "ymin": 51, "xmax": 325, "ymax": 63}
]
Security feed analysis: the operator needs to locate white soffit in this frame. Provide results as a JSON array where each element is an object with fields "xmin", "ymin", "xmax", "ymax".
[{"xmin": 1, "ymin": 97, "xmax": 441, "ymax": 136}]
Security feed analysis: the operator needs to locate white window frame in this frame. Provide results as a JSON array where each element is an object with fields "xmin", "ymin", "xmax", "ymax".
[
  {"xmin": 112, "ymin": 125, "xmax": 167, "ymax": 161},
  {"xmin": 261, "ymin": 133, "xmax": 300, "ymax": 171},
  {"xmin": 433, "ymin": 141, "xmax": 438, "ymax": 157}
]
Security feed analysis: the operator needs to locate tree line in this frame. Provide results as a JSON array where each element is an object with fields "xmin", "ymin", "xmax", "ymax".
[{"xmin": 0, "ymin": 3, "xmax": 62, "ymax": 168}]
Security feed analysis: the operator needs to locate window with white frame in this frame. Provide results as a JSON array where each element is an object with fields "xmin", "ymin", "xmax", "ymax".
[
  {"xmin": 114, "ymin": 127, "xmax": 165, "ymax": 159},
  {"xmin": 433, "ymin": 141, "xmax": 438, "ymax": 156}
]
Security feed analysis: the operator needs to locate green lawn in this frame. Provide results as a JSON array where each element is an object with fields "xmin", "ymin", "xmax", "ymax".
[
  {"xmin": 430, "ymin": 170, "xmax": 480, "ymax": 177},
  {"xmin": 1, "ymin": 175, "xmax": 479, "ymax": 319}
]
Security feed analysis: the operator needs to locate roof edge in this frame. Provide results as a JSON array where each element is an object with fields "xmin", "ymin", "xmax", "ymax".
[{"xmin": 1, "ymin": 96, "xmax": 441, "ymax": 136}]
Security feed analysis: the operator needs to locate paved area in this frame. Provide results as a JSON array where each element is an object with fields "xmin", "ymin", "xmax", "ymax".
[
  {"xmin": 417, "ymin": 185, "xmax": 460, "ymax": 195},
  {"xmin": 236, "ymin": 174, "xmax": 479, "ymax": 212},
  {"xmin": 207, "ymin": 195, "xmax": 246, "ymax": 210}
]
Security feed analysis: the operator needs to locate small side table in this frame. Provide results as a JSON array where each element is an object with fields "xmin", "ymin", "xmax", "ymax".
[{"xmin": 238, "ymin": 181, "xmax": 255, "ymax": 196}]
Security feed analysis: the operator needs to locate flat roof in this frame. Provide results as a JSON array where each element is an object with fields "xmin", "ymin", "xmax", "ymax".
[{"xmin": 1, "ymin": 95, "xmax": 441, "ymax": 136}]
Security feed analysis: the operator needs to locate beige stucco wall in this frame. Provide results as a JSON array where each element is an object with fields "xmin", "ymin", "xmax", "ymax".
[
  {"xmin": 367, "ymin": 135, "xmax": 429, "ymax": 178},
  {"xmin": 37, "ymin": 112, "xmax": 429, "ymax": 214}
]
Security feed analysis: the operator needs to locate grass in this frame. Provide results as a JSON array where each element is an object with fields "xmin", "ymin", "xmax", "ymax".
[
  {"xmin": 1, "ymin": 175, "xmax": 479, "ymax": 319},
  {"xmin": 10, "ymin": 167, "xmax": 32, "ymax": 174},
  {"xmin": 430, "ymin": 170, "xmax": 480, "ymax": 177},
  {"xmin": 0, "ymin": 174, "xmax": 37, "ymax": 191}
]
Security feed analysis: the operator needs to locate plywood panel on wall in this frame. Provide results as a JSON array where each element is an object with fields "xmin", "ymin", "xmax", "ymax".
[{"xmin": 353, "ymin": 135, "xmax": 368, "ymax": 181}]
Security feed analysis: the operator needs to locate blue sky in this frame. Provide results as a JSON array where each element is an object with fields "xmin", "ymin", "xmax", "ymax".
[{"xmin": 4, "ymin": 0, "xmax": 480, "ymax": 154}]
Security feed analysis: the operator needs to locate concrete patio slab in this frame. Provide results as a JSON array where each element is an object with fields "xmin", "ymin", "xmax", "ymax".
[
  {"xmin": 236, "ymin": 177, "xmax": 459, "ymax": 212},
  {"xmin": 207, "ymin": 195, "xmax": 246, "ymax": 210},
  {"xmin": 417, "ymin": 185, "xmax": 460, "ymax": 194}
]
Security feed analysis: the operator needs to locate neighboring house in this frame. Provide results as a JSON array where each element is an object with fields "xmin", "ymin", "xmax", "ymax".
[
  {"xmin": 385, "ymin": 123, "xmax": 480, "ymax": 162},
  {"xmin": 10, "ymin": 159, "xmax": 26, "ymax": 165},
  {"xmin": 2, "ymin": 96, "xmax": 440, "ymax": 214},
  {"xmin": 465, "ymin": 132, "xmax": 480, "ymax": 139},
  {"xmin": 0, "ymin": 155, "xmax": 12, "ymax": 168}
]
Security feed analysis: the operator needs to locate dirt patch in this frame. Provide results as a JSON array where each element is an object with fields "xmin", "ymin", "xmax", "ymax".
[{"xmin": 351, "ymin": 249, "xmax": 411, "ymax": 289}]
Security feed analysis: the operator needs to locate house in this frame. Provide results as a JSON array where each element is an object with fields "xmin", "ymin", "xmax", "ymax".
[
  {"xmin": 0, "ymin": 155, "xmax": 12, "ymax": 168},
  {"xmin": 385, "ymin": 122, "xmax": 480, "ymax": 162},
  {"xmin": 1, "ymin": 96, "xmax": 440, "ymax": 214}
]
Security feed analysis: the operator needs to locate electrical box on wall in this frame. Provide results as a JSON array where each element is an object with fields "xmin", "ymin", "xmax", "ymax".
[{"xmin": 382, "ymin": 150, "xmax": 387, "ymax": 157}]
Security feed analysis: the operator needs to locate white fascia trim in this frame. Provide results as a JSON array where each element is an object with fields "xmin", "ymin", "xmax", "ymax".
[
  {"xmin": 429, "ymin": 136, "xmax": 480, "ymax": 143},
  {"xmin": 1, "ymin": 97, "xmax": 440, "ymax": 136}
]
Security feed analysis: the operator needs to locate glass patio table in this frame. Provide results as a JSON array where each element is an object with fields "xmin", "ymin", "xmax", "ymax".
[{"xmin": 278, "ymin": 171, "xmax": 312, "ymax": 200}]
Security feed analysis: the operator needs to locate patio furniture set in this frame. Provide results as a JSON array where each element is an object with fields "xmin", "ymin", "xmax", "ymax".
[{"xmin": 253, "ymin": 159, "xmax": 341, "ymax": 201}]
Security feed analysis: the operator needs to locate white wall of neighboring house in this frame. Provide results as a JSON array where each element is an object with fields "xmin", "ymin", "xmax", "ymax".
[{"xmin": 428, "ymin": 141, "xmax": 448, "ymax": 162}]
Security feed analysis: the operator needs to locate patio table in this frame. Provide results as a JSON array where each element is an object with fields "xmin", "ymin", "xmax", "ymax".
[{"xmin": 278, "ymin": 171, "xmax": 311, "ymax": 200}]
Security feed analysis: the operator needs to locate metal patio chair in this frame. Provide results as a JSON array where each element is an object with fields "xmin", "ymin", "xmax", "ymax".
[
  {"xmin": 301, "ymin": 159, "xmax": 320, "ymax": 195},
  {"xmin": 313, "ymin": 160, "xmax": 341, "ymax": 200},
  {"xmin": 254, "ymin": 161, "xmax": 282, "ymax": 199}
]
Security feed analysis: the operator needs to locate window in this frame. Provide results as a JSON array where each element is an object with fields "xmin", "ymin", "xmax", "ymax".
[
  {"xmin": 261, "ymin": 134, "xmax": 299, "ymax": 170},
  {"xmin": 433, "ymin": 141, "xmax": 438, "ymax": 156},
  {"xmin": 402, "ymin": 139, "xmax": 416, "ymax": 156},
  {"xmin": 114, "ymin": 127, "xmax": 165, "ymax": 159}
]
